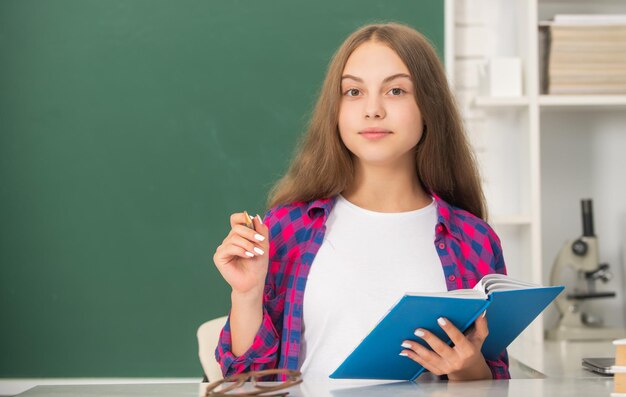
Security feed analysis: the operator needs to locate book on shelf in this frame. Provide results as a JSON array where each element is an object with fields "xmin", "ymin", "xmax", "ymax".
[
  {"xmin": 550, "ymin": 70, "xmax": 626, "ymax": 86},
  {"xmin": 329, "ymin": 274, "xmax": 564, "ymax": 380},
  {"xmin": 548, "ymin": 84, "xmax": 626, "ymax": 95},
  {"xmin": 540, "ymin": 15, "xmax": 626, "ymax": 95}
]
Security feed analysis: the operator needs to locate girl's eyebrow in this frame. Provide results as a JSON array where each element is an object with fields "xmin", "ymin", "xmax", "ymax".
[{"xmin": 341, "ymin": 73, "xmax": 412, "ymax": 84}]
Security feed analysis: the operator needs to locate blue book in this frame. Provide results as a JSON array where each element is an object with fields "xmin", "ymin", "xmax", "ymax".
[{"xmin": 329, "ymin": 274, "xmax": 564, "ymax": 380}]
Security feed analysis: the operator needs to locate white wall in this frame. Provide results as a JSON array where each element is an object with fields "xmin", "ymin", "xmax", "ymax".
[{"xmin": 541, "ymin": 110, "xmax": 626, "ymax": 328}]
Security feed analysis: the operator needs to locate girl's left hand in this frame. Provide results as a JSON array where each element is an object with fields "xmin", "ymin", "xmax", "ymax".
[{"xmin": 399, "ymin": 312, "xmax": 492, "ymax": 381}]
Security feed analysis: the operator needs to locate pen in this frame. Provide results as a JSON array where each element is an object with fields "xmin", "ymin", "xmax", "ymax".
[{"xmin": 243, "ymin": 210, "xmax": 255, "ymax": 231}]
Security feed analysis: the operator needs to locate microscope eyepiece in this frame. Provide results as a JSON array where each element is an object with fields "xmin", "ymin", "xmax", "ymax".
[{"xmin": 581, "ymin": 199, "xmax": 595, "ymax": 237}]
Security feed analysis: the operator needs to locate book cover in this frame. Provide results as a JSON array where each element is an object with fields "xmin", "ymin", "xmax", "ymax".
[{"xmin": 329, "ymin": 277, "xmax": 564, "ymax": 380}]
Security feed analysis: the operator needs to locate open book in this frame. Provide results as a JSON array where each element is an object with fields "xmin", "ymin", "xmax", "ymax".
[{"xmin": 330, "ymin": 274, "xmax": 564, "ymax": 381}]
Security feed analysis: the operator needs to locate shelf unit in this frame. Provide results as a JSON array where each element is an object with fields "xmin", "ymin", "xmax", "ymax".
[
  {"xmin": 539, "ymin": 95, "xmax": 626, "ymax": 112},
  {"xmin": 474, "ymin": 95, "xmax": 626, "ymax": 109},
  {"xmin": 448, "ymin": 0, "xmax": 626, "ymax": 369},
  {"xmin": 475, "ymin": 95, "xmax": 626, "ymax": 109},
  {"xmin": 474, "ymin": 96, "xmax": 531, "ymax": 107}
]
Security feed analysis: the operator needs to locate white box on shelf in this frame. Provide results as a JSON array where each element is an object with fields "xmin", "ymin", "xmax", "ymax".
[{"xmin": 486, "ymin": 57, "xmax": 523, "ymax": 97}]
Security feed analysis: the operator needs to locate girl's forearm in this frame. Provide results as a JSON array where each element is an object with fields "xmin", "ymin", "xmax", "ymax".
[{"xmin": 229, "ymin": 289, "xmax": 264, "ymax": 357}]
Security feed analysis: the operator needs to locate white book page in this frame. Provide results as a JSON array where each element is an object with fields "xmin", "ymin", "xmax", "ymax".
[
  {"xmin": 474, "ymin": 274, "xmax": 544, "ymax": 295},
  {"xmin": 405, "ymin": 274, "xmax": 546, "ymax": 300},
  {"xmin": 406, "ymin": 289, "xmax": 486, "ymax": 300}
]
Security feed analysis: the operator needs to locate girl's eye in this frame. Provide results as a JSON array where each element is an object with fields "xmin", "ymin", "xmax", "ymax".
[{"xmin": 343, "ymin": 87, "xmax": 405, "ymax": 97}]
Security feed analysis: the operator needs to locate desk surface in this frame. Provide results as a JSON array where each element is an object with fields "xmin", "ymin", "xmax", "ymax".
[
  {"xmin": 14, "ymin": 341, "xmax": 618, "ymax": 397},
  {"xmin": 15, "ymin": 378, "xmax": 616, "ymax": 397},
  {"xmin": 510, "ymin": 339, "xmax": 616, "ymax": 378}
]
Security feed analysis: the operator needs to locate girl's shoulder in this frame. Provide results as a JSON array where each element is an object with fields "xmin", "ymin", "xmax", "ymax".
[
  {"xmin": 263, "ymin": 197, "xmax": 336, "ymax": 230},
  {"xmin": 263, "ymin": 196, "xmax": 336, "ymax": 259},
  {"xmin": 263, "ymin": 200, "xmax": 309, "ymax": 226}
]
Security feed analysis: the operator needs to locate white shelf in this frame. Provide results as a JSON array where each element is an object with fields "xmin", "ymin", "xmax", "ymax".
[
  {"xmin": 491, "ymin": 215, "xmax": 533, "ymax": 226},
  {"xmin": 455, "ymin": 20, "xmax": 485, "ymax": 27},
  {"xmin": 539, "ymin": 95, "xmax": 626, "ymax": 109},
  {"xmin": 476, "ymin": 96, "xmax": 626, "ymax": 109},
  {"xmin": 474, "ymin": 96, "xmax": 530, "ymax": 108}
]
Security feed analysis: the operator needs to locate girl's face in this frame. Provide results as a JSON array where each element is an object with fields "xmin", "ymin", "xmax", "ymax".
[{"xmin": 338, "ymin": 41, "xmax": 423, "ymax": 167}]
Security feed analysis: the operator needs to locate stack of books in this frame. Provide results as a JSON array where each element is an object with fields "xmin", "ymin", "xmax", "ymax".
[{"xmin": 540, "ymin": 14, "xmax": 626, "ymax": 95}]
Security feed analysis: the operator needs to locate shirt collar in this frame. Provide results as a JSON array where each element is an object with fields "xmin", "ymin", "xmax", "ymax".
[
  {"xmin": 306, "ymin": 191, "xmax": 462, "ymax": 240},
  {"xmin": 306, "ymin": 196, "xmax": 337, "ymax": 221}
]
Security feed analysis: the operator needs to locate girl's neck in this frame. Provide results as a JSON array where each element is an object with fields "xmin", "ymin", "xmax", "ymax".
[{"xmin": 341, "ymin": 160, "xmax": 431, "ymax": 213}]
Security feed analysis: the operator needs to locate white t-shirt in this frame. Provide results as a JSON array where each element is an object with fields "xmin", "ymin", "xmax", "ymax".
[{"xmin": 299, "ymin": 194, "xmax": 447, "ymax": 381}]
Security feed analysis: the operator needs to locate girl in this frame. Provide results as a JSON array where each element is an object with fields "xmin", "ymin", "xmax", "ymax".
[{"xmin": 212, "ymin": 22, "xmax": 510, "ymax": 382}]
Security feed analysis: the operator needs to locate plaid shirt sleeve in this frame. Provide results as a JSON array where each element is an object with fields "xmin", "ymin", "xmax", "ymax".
[
  {"xmin": 486, "ymin": 350, "xmax": 510, "ymax": 379},
  {"xmin": 485, "ymin": 228, "xmax": 511, "ymax": 380},
  {"xmin": 214, "ymin": 208, "xmax": 282, "ymax": 378},
  {"xmin": 215, "ymin": 307, "xmax": 280, "ymax": 378}
]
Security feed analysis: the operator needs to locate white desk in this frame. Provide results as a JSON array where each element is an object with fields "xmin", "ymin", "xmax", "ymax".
[
  {"xmin": 14, "ymin": 378, "xmax": 615, "ymax": 397},
  {"xmin": 15, "ymin": 341, "xmax": 618, "ymax": 397},
  {"xmin": 508, "ymin": 339, "xmax": 616, "ymax": 378}
]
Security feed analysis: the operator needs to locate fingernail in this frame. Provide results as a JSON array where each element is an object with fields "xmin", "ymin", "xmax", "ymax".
[
  {"xmin": 437, "ymin": 317, "xmax": 447, "ymax": 326},
  {"xmin": 254, "ymin": 233, "xmax": 265, "ymax": 241},
  {"xmin": 414, "ymin": 329, "xmax": 425, "ymax": 337},
  {"xmin": 253, "ymin": 247, "xmax": 265, "ymax": 255},
  {"xmin": 256, "ymin": 214, "xmax": 263, "ymax": 224},
  {"xmin": 482, "ymin": 310, "xmax": 487, "ymax": 318},
  {"xmin": 399, "ymin": 352, "xmax": 408, "ymax": 357},
  {"xmin": 245, "ymin": 251, "xmax": 254, "ymax": 257},
  {"xmin": 401, "ymin": 342, "xmax": 411, "ymax": 349}
]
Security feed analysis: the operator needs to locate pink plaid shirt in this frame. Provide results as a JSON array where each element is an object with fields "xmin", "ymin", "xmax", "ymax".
[{"xmin": 216, "ymin": 193, "xmax": 510, "ymax": 380}]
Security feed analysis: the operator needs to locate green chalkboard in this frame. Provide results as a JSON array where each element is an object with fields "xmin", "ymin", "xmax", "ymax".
[{"xmin": 0, "ymin": 0, "xmax": 444, "ymax": 377}]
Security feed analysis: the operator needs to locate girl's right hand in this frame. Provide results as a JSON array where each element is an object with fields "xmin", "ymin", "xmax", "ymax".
[{"xmin": 213, "ymin": 212, "xmax": 270, "ymax": 297}]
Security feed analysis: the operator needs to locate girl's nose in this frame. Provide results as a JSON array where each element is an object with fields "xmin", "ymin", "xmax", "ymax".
[{"xmin": 365, "ymin": 96, "xmax": 385, "ymax": 119}]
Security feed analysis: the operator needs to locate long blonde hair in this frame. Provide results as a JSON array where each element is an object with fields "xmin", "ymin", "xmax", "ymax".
[{"xmin": 267, "ymin": 22, "xmax": 487, "ymax": 220}]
